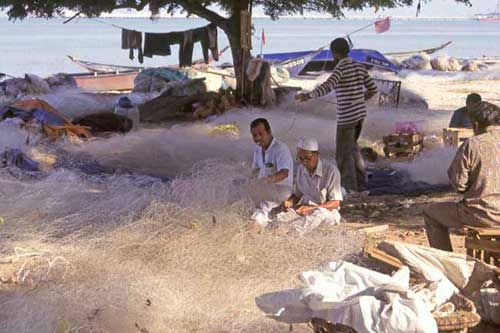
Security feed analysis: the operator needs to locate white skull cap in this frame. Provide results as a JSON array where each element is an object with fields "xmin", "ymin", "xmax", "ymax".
[{"xmin": 297, "ymin": 138, "xmax": 319, "ymax": 152}]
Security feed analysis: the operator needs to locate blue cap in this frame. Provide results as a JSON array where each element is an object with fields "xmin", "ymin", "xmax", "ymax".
[{"xmin": 118, "ymin": 97, "xmax": 133, "ymax": 108}]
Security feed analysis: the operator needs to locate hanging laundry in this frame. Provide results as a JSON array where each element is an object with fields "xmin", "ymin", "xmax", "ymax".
[
  {"xmin": 121, "ymin": 29, "xmax": 143, "ymax": 64},
  {"xmin": 206, "ymin": 24, "xmax": 219, "ymax": 61},
  {"xmin": 126, "ymin": 24, "xmax": 219, "ymax": 68},
  {"xmin": 143, "ymin": 32, "xmax": 178, "ymax": 58},
  {"xmin": 246, "ymin": 59, "xmax": 276, "ymax": 106},
  {"xmin": 179, "ymin": 30, "xmax": 195, "ymax": 67},
  {"xmin": 179, "ymin": 25, "xmax": 220, "ymax": 67}
]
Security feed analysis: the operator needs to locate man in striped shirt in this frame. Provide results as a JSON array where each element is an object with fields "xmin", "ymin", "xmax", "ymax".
[{"xmin": 296, "ymin": 38, "xmax": 378, "ymax": 192}]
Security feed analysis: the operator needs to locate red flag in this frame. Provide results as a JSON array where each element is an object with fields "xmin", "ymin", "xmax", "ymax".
[
  {"xmin": 261, "ymin": 29, "xmax": 266, "ymax": 46},
  {"xmin": 374, "ymin": 17, "xmax": 390, "ymax": 34}
]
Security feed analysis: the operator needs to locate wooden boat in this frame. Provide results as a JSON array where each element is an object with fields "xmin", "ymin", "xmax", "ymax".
[
  {"xmin": 264, "ymin": 48, "xmax": 400, "ymax": 76},
  {"xmin": 67, "ymin": 55, "xmax": 143, "ymax": 73},
  {"xmin": 385, "ymin": 41, "xmax": 453, "ymax": 59},
  {"xmin": 70, "ymin": 70, "xmax": 139, "ymax": 92}
]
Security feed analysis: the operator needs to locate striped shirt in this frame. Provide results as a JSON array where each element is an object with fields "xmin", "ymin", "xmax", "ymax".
[{"xmin": 308, "ymin": 57, "xmax": 378, "ymax": 125}]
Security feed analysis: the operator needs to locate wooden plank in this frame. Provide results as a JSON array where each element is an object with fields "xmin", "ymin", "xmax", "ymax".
[
  {"xmin": 361, "ymin": 224, "xmax": 389, "ymax": 234},
  {"xmin": 364, "ymin": 246, "xmax": 404, "ymax": 269},
  {"xmin": 467, "ymin": 227, "xmax": 500, "ymax": 236},
  {"xmin": 443, "ymin": 128, "xmax": 474, "ymax": 147},
  {"xmin": 465, "ymin": 238, "xmax": 500, "ymax": 254}
]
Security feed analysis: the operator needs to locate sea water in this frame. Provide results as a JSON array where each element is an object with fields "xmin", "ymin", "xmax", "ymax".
[{"xmin": 1, "ymin": 17, "xmax": 500, "ymax": 77}]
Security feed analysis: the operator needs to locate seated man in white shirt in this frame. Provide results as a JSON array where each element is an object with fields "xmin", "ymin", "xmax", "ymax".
[
  {"xmin": 249, "ymin": 118, "xmax": 294, "ymax": 227},
  {"xmin": 277, "ymin": 138, "xmax": 343, "ymax": 233}
]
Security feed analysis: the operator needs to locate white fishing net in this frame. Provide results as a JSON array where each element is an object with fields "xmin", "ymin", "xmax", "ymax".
[{"xmin": 0, "ymin": 68, "xmax": 491, "ymax": 332}]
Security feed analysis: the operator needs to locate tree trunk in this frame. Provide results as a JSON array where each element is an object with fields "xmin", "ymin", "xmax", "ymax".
[
  {"xmin": 221, "ymin": 0, "xmax": 252, "ymax": 102},
  {"xmin": 228, "ymin": 30, "xmax": 252, "ymax": 102}
]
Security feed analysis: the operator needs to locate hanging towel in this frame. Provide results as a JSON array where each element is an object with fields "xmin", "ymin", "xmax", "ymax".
[
  {"xmin": 207, "ymin": 24, "xmax": 219, "ymax": 61},
  {"xmin": 121, "ymin": 29, "xmax": 143, "ymax": 64},
  {"xmin": 179, "ymin": 30, "xmax": 195, "ymax": 67},
  {"xmin": 144, "ymin": 32, "xmax": 178, "ymax": 58}
]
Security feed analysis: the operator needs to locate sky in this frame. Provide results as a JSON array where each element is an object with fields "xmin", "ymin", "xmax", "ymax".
[
  {"xmin": 0, "ymin": 1, "xmax": 497, "ymax": 19},
  {"xmin": 340, "ymin": 0, "xmax": 497, "ymax": 18}
]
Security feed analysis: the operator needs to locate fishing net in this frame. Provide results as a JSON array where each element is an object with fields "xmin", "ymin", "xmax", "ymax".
[{"xmin": 0, "ymin": 70, "xmax": 472, "ymax": 332}]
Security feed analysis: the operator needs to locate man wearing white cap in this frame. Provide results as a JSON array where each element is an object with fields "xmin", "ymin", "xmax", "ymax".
[
  {"xmin": 261, "ymin": 138, "xmax": 342, "ymax": 234},
  {"xmin": 280, "ymin": 138, "xmax": 343, "ymax": 221}
]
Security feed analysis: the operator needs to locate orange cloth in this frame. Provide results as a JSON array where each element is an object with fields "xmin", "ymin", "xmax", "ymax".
[{"xmin": 11, "ymin": 99, "xmax": 92, "ymax": 139}]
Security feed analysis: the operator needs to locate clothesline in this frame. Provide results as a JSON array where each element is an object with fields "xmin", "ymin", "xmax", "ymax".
[
  {"xmin": 87, "ymin": 17, "xmax": 130, "ymax": 31},
  {"xmin": 64, "ymin": 12, "xmax": 130, "ymax": 30},
  {"xmin": 65, "ymin": 13, "xmax": 211, "ymax": 35}
]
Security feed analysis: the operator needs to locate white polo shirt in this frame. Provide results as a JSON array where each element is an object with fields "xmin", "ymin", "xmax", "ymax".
[{"xmin": 252, "ymin": 138, "xmax": 294, "ymax": 189}]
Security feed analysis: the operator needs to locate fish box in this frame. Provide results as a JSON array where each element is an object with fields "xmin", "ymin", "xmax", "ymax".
[{"xmin": 443, "ymin": 128, "xmax": 474, "ymax": 147}]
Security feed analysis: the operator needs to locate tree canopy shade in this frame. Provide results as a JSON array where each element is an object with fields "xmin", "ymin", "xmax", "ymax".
[
  {"xmin": 0, "ymin": 0, "xmax": 472, "ymax": 21},
  {"xmin": 0, "ymin": 0, "xmax": 472, "ymax": 101}
]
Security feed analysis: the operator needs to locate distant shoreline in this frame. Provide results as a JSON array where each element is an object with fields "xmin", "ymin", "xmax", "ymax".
[{"xmin": 0, "ymin": 15, "xmax": 477, "ymax": 21}]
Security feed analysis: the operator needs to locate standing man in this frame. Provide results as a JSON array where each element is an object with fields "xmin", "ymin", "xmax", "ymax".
[
  {"xmin": 296, "ymin": 38, "xmax": 378, "ymax": 192},
  {"xmin": 449, "ymin": 93, "xmax": 482, "ymax": 128},
  {"xmin": 424, "ymin": 101, "xmax": 500, "ymax": 251},
  {"xmin": 249, "ymin": 118, "xmax": 294, "ymax": 227}
]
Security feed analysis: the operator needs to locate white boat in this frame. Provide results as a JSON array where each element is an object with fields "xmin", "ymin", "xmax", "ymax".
[{"xmin": 474, "ymin": 1, "xmax": 500, "ymax": 21}]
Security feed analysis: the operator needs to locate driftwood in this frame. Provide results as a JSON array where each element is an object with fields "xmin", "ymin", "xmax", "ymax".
[
  {"xmin": 138, "ymin": 78, "xmax": 210, "ymax": 123},
  {"xmin": 139, "ymin": 93, "xmax": 209, "ymax": 123},
  {"xmin": 139, "ymin": 79, "xmax": 237, "ymax": 123}
]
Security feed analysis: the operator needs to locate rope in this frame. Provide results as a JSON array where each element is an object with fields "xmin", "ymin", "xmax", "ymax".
[
  {"xmin": 87, "ymin": 17, "xmax": 140, "ymax": 31},
  {"xmin": 69, "ymin": 16, "xmax": 212, "ymax": 35}
]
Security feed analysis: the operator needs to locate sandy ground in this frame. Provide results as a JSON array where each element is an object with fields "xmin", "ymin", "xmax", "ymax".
[{"xmin": 1, "ymin": 68, "xmax": 500, "ymax": 332}]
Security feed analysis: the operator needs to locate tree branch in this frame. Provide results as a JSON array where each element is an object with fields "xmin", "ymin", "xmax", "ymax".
[
  {"xmin": 113, "ymin": 0, "xmax": 151, "ymax": 11},
  {"xmin": 175, "ymin": 1, "xmax": 229, "ymax": 28}
]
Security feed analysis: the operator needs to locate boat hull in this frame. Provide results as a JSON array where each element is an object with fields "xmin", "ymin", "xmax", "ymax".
[
  {"xmin": 264, "ymin": 48, "xmax": 400, "ymax": 76},
  {"xmin": 476, "ymin": 17, "xmax": 500, "ymax": 21},
  {"xmin": 71, "ymin": 71, "xmax": 139, "ymax": 92}
]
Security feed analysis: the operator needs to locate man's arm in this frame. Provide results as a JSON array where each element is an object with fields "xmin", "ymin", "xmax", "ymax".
[
  {"xmin": 296, "ymin": 200, "xmax": 341, "ymax": 216},
  {"xmin": 262, "ymin": 144, "xmax": 294, "ymax": 184},
  {"xmin": 319, "ymin": 200, "xmax": 341, "ymax": 210},
  {"xmin": 296, "ymin": 64, "xmax": 344, "ymax": 102},
  {"xmin": 262, "ymin": 169, "xmax": 289, "ymax": 184},
  {"xmin": 448, "ymin": 141, "xmax": 473, "ymax": 193},
  {"xmin": 364, "ymin": 70, "xmax": 378, "ymax": 100},
  {"xmin": 251, "ymin": 148, "xmax": 260, "ymax": 178},
  {"xmin": 308, "ymin": 66, "xmax": 343, "ymax": 99}
]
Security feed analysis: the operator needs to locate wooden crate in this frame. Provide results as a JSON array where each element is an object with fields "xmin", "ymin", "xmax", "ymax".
[
  {"xmin": 443, "ymin": 128, "xmax": 474, "ymax": 147},
  {"xmin": 383, "ymin": 133, "xmax": 423, "ymax": 146},
  {"xmin": 383, "ymin": 132, "xmax": 424, "ymax": 158},
  {"xmin": 384, "ymin": 144, "xmax": 423, "ymax": 158},
  {"xmin": 465, "ymin": 226, "xmax": 500, "ymax": 267}
]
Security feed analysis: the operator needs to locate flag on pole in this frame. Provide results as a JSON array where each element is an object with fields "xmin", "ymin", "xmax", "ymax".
[
  {"xmin": 261, "ymin": 29, "xmax": 266, "ymax": 46},
  {"xmin": 374, "ymin": 17, "xmax": 390, "ymax": 34}
]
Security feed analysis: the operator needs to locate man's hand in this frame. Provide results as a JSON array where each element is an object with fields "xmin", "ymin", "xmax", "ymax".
[
  {"xmin": 282, "ymin": 198, "xmax": 294, "ymax": 210},
  {"xmin": 295, "ymin": 93, "xmax": 311, "ymax": 102},
  {"xmin": 256, "ymin": 176, "xmax": 273, "ymax": 184},
  {"xmin": 296, "ymin": 205, "xmax": 316, "ymax": 216}
]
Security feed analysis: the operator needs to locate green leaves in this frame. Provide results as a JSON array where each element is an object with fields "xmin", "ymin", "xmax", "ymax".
[{"xmin": 0, "ymin": 0, "xmax": 472, "ymax": 20}]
